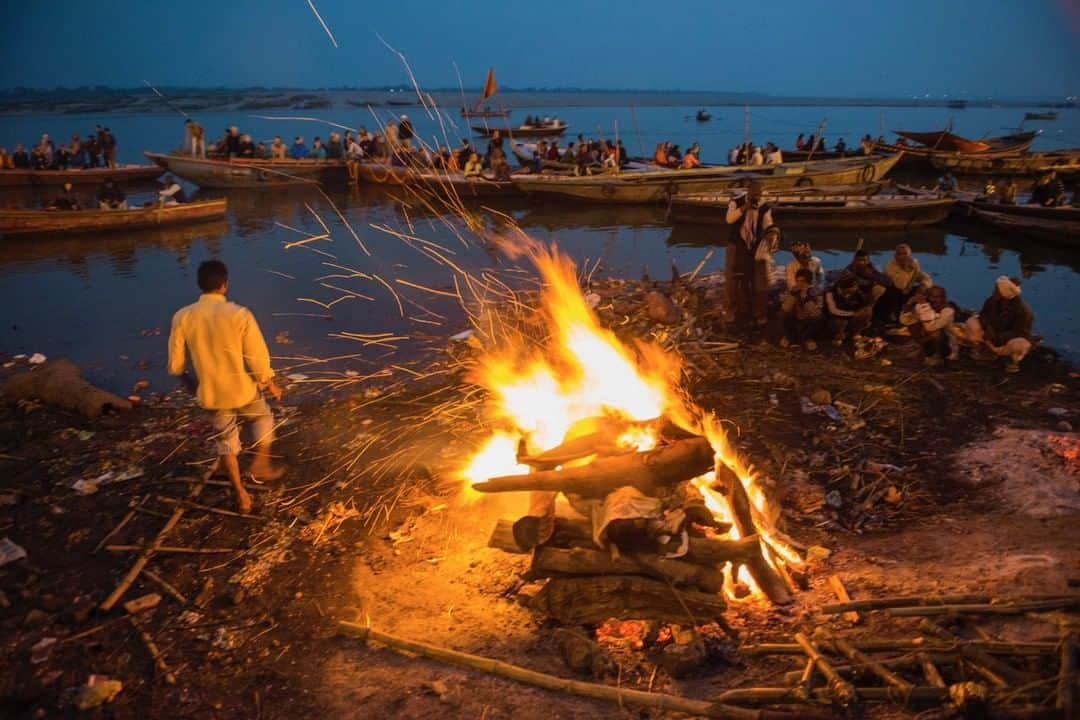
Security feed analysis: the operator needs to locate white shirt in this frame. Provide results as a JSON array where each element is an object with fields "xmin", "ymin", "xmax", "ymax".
[
  {"xmin": 765, "ymin": 149, "xmax": 783, "ymax": 165},
  {"xmin": 785, "ymin": 257, "xmax": 826, "ymax": 291},
  {"xmin": 168, "ymin": 294, "xmax": 273, "ymax": 410}
]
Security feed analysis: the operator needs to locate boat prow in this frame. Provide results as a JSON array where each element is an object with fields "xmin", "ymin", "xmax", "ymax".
[{"xmin": 0, "ymin": 199, "xmax": 228, "ymax": 236}]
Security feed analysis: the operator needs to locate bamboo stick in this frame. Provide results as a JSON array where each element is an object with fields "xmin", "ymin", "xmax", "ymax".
[
  {"xmin": 919, "ymin": 620, "xmax": 1033, "ymax": 685},
  {"xmin": 713, "ymin": 686, "xmax": 948, "ymax": 706},
  {"xmin": 781, "ymin": 654, "xmax": 929, "ymax": 684},
  {"xmin": 827, "ymin": 633, "xmax": 914, "ymax": 692},
  {"xmin": 337, "ymin": 622, "xmax": 795, "ymax": 720},
  {"xmin": 744, "ymin": 638, "xmax": 930, "ymax": 655},
  {"xmin": 141, "ymin": 569, "xmax": 188, "ymax": 604},
  {"xmin": 157, "ymin": 496, "xmax": 261, "ymax": 520},
  {"xmin": 794, "ymin": 632, "xmax": 857, "ymax": 706},
  {"xmin": 827, "ymin": 575, "xmax": 860, "ymax": 624},
  {"xmin": 821, "ymin": 593, "xmax": 992, "ymax": 614},
  {"xmin": 888, "ymin": 598, "xmax": 1080, "ymax": 617},
  {"xmin": 105, "ymin": 545, "xmax": 240, "ymax": 554},
  {"xmin": 131, "ymin": 616, "xmax": 175, "ymax": 685},
  {"xmin": 93, "ymin": 497, "xmax": 145, "ymax": 553},
  {"xmin": 1056, "ymin": 631, "xmax": 1076, "ymax": 715},
  {"xmin": 918, "ymin": 652, "xmax": 946, "ymax": 688}
]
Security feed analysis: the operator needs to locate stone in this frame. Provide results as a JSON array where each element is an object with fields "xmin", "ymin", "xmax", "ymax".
[
  {"xmin": 644, "ymin": 291, "xmax": 681, "ymax": 324},
  {"xmin": 23, "ymin": 609, "xmax": 49, "ymax": 626},
  {"xmin": 1055, "ymin": 420, "xmax": 1072, "ymax": 432},
  {"xmin": 657, "ymin": 627, "xmax": 707, "ymax": 678}
]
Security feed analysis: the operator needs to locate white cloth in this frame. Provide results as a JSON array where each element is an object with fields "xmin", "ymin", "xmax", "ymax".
[
  {"xmin": 996, "ymin": 276, "xmax": 1021, "ymax": 299},
  {"xmin": 785, "ymin": 257, "xmax": 826, "ymax": 291}
]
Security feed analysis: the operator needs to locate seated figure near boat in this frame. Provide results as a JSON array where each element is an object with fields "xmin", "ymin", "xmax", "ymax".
[
  {"xmin": 681, "ymin": 145, "xmax": 702, "ymax": 169},
  {"xmin": 237, "ymin": 134, "xmax": 257, "ymax": 158},
  {"xmin": 834, "ymin": 138, "xmax": 847, "ymax": 155},
  {"xmin": 98, "ymin": 179, "xmax": 127, "ymax": 210},
  {"xmin": 825, "ymin": 273, "xmax": 875, "ymax": 345},
  {"xmin": 50, "ymin": 182, "xmax": 80, "ymax": 210},
  {"xmin": 310, "ymin": 137, "xmax": 327, "ymax": 160},
  {"xmin": 269, "ymin": 136, "xmax": 287, "ymax": 159},
  {"xmin": 882, "ymin": 243, "xmax": 932, "ymax": 322},
  {"xmin": 936, "ymin": 172, "xmax": 958, "ymax": 192},
  {"xmin": 1001, "ymin": 177, "xmax": 1018, "ymax": 205},
  {"xmin": 749, "ymin": 146, "xmax": 764, "ymax": 166},
  {"xmin": 325, "ymin": 132, "xmax": 343, "ymax": 160},
  {"xmin": 845, "ymin": 249, "xmax": 889, "ymax": 319},
  {"xmin": 0, "ymin": 147, "xmax": 11, "ymax": 169},
  {"xmin": 667, "ymin": 144, "xmax": 683, "ymax": 166},
  {"xmin": 899, "ymin": 286, "xmax": 956, "ymax": 367},
  {"xmin": 12, "ymin": 143, "xmax": 30, "ymax": 168},
  {"xmin": 780, "ymin": 268, "xmax": 823, "ymax": 351},
  {"xmin": 957, "ymin": 276, "xmax": 1034, "ymax": 373},
  {"xmin": 1028, "ymin": 171, "xmax": 1067, "ymax": 207},
  {"xmin": 562, "ymin": 142, "xmax": 576, "ymax": 164},
  {"xmin": 547, "ymin": 141, "xmax": 561, "ymax": 161},
  {"xmin": 290, "ymin": 136, "xmax": 309, "ymax": 159},
  {"xmin": 795, "ymin": 133, "xmax": 806, "ymax": 150},
  {"xmin": 463, "ymin": 153, "xmax": 483, "ymax": 177},
  {"xmin": 785, "ymin": 241, "xmax": 826, "ymax": 292},
  {"xmin": 764, "ymin": 143, "xmax": 783, "ymax": 165},
  {"xmin": 158, "ymin": 175, "xmax": 187, "ymax": 205},
  {"xmin": 655, "ymin": 142, "xmax": 670, "ymax": 166}
]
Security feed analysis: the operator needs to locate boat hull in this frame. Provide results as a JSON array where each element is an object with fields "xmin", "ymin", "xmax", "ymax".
[
  {"xmin": 144, "ymin": 152, "xmax": 346, "ymax": 188},
  {"xmin": 672, "ymin": 195, "xmax": 955, "ymax": 229},
  {"xmin": 511, "ymin": 153, "xmax": 903, "ymax": 204},
  {"xmin": 0, "ymin": 199, "xmax": 228, "ymax": 236},
  {"xmin": 355, "ymin": 162, "xmax": 521, "ymax": 196},
  {"xmin": 0, "ymin": 165, "xmax": 163, "ymax": 188},
  {"xmin": 929, "ymin": 150, "xmax": 1080, "ymax": 176},
  {"xmin": 970, "ymin": 208, "xmax": 1080, "ymax": 247},
  {"xmin": 472, "ymin": 124, "xmax": 569, "ymax": 139},
  {"xmin": 960, "ymin": 200, "xmax": 1080, "ymax": 221}
]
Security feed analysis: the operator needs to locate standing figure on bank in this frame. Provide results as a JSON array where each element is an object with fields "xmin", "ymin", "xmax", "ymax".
[
  {"xmin": 168, "ymin": 261, "xmax": 285, "ymax": 513},
  {"xmin": 724, "ymin": 181, "xmax": 776, "ymax": 326}
]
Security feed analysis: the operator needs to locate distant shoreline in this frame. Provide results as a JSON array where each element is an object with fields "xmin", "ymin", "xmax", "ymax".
[{"xmin": 0, "ymin": 88, "xmax": 1073, "ymax": 117}]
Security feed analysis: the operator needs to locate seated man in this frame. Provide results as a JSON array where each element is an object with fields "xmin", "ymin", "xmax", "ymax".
[
  {"xmin": 11, "ymin": 143, "xmax": 30, "ymax": 168},
  {"xmin": 961, "ymin": 276, "xmax": 1035, "ymax": 373},
  {"xmin": 310, "ymin": 137, "xmax": 327, "ymax": 160},
  {"xmin": 463, "ymin": 153, "xmax": 483, "ymax": 177},
  {"xmin": 1028, "ymin": 170, "xmax": 1067, "ymax": 207},
  {"xmin": 98, "ymin": 179, "xmax": 127, "ymax": 210},
  {"xmin": 290, "ymin": 136, "xmax": 309, "ymax": 159},
  {"xmin": 269, "ymin": 136, "xmax": 287, "ymax": 159},
  {"xmin": 882, "ymin": 243, "xmax": 932, "ymax": 323},
  {"xmin": 50, "ymin": 182, "xmax": 80, "ymax": 210},
  {"xmin": 780, "ymin": 268, "xmax": 823, "ymax": 350},
  {"xmin": 846, "ymin": 249, "xmax": 889, "ymax": 327},
  {"xmin": 826, "ymin": 273, "xmax": 874, "ymax": 346},
  {"xmin": 785, "ymin": 241, "xmax": 826, "ymax": 292},
  {"xmin": 899, "ymin": 286, "xmax": 956, "ymax": 366},
  {"xmin": 681, "ymin": 146, "xmax": 702, "ymax": 169},
  {"xmin": 158, "ymin": 175, "xmax": 186, "ymax": 205}
]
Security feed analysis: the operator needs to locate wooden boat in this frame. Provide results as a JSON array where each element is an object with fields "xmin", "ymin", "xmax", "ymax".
[
  {"xmin": 696, "ymin": 110, "xmax": 711, "ymax": 122},
  {"xmin": 876, "ymin": 131, "xmax": 1036, "ymax": 158},
  {"xmin": 959, "ymin": 198, "xmax": 1080, "ymax": 222},
  {"xmin": 969, "ymin": 207, "xmax": 1080, "ymax": 246},
  {"xmin": 145, "ymin": 152, "xmax": 346, "ymax": 188},
  {"xmin": 671, "ymin": 192, "xmax": 955, "ymax": 229},
  {"xmin": 0, "ymin": 164, "xmax": 162, "ymax": 188},
  {"xmin": 472, "ymin": 122, "xmax": 569, "ymax": 139},
  {"xmin": 781, "ymin": 148, "xmax": 866, "ymax": 162},
  {"xmin": 386, "ymin": 99, "xmax": 416, "ymax": 107},
  {"xmin": 947, "ymin": 99, "xmax": 968, "ymax": 109},
  {"xmin": 929, "ymin": 149, "xmax": 1080, "ymax": 176},
  {"xmin": 1024, "ymin": 112, "xmax": 1057, "ymax": 121},
  {"xmin": 460, "ymin": 68, "xmax": 510, "ymax": 118},
  {"xmin": 0, "ymin": 199, "xmax": 227, "ymax": 236},
  {"xmin": 355, "ymin": 161, "xmax": 520, "ymax": 196},
  {"xmin": 511, "ymin": 153, "xmax": 904, "ymax": 204}
]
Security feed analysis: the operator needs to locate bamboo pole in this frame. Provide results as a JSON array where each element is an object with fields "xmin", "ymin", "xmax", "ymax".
[
  {"xmin": 794, "ymin": 632, "xmax": 857, "ymax": 706},
  {"xmin": 918, "ymin": 653, "xmax": 946, "ymax": 688},
  {"xmin": 141, "ymin": 569, "xmax": 188, "ymax": 604},
  {"xmin": 131, "ymin": 616, "xmax": 176, "ymax": 684},
  {"xmin": 888, "ymin": 598, "xmax": 1080, "ymax": 617},
  {"xmin": 714, "ymin": 686, "xmax": 948, "ymax": 706},
  {"xmin": 105, "ymin": 545, "xmax": 240, "ymax": 554},
  {"xmin": 827, "ymin": 575, "xmax": 860, "ymax": 624},
  {"xmin": 826, "ymin": 633, "xmax": 913, "ymax": 692},
  {"xmin": 158, "ymin": 496, "xmax": 261, "ymax": 520},
  {"xmin": 1058, "ymin": 631, "xmax": 1077, "ymax": 716},
  {"xmin": 93, "ymin": 497, "xmax": 145, "ymax": 553},
  {"xmin": 745, "ymin": 639, "xmax": 1058, "ymax": 657},
  {"xmin": 821, "ymin": 593, "xmax": 992, "ymax": 614},
  {"xmin": 338, "ymin": 622, "xmax": 797, "ymax": 720}
]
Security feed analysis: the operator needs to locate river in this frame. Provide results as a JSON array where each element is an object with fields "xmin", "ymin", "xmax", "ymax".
[{"xmin": 1, "ymin": 100, "xmax": 1077, "ymax": 393}]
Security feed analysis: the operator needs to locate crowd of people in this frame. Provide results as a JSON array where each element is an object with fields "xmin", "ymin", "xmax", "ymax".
[
  {"xmin": 724, "ymin": 182, "xmax": 1037, "ymax": 373},
  {"xmin": 0, "ymin": 126, "xmax": 119, "ymax": 170}
]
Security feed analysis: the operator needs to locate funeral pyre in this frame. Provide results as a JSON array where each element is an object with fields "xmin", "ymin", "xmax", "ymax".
[{"xmin": 457, "ymin": 246, "xmax": 802, "ymax": 626}]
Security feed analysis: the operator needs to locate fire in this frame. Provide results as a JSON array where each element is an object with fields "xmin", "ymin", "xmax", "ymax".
[{"xmin": 458, "ymin": 247, "xmax": 801, "ymax": 601}]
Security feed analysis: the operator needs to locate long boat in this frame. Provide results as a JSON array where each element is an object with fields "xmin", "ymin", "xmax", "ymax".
[
  {"xmin": 970, "ymin": 207, "xmax": 1080, "ymax": 246},
  {"xmin": 873, "ymin": 131, "xmax": 1036, "ymax": 160},
  {"xmin": 511, "ymin": 153, "xmax": 904, "ymax": 204},
  {"xmin": 472, "ymin": 123, "xmax": 569, "ymax": 139},
  {"xmin": 958, "ymin": 198, "xmax": 1080, "ymax": 221},
  {"xmin": 0, "ymin": 164, "xmax": 163, "ymax": 188},
  {"xmin": 144, "ymin": 152, "xmax": 346, "ymax": 188},
  {"xmin": 671, "ymin": 192, "xmax": 955, "ymax": 229},
  {"xmin": 355, "ymin": 161, "xmax": 520, "ymax": 196},
  {"xmin": 1024, "ymin": 111, "xmax": 1057, "ymax": 121},
  {"xmin": 0, "ymin": 199, "xmax": 227, "ymax": 236},
  {"xmin": 929, "ymin": 149, "xmax": 1080, "ymax": 176}
]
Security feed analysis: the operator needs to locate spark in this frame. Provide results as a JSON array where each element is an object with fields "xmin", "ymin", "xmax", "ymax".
[{"xmin": 305, "ymin": 0, "xmax": 339, "ymax": 48}]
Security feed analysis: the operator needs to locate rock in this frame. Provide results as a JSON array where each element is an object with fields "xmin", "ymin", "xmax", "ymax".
[
  {"xmin": 74, "ymin": 677, "xmax": 122, "ymax": 710},
  {"xmin": 1047, "ymin": 407, "xmax": 1069, "ymax": 418},
  {"xmin": 809, "ymin": 388, "xmax": 832, "ymax": 406},
  {"xmin": 644, "ymin": 291, "xmax": 680, "ymax": 324},
  {"xmin": 657, "ymin": 627, "xmax": 707, "ymax": 678},
  {"xmin": 825, "ymin": 490, "xmax": 843, "ymax": 509},
  {"xmin": 23, "ymin": 609, "xmax": 49, "ymax": 626},
  {"xmin": 554, "ymin": 628, "xmax": 615, "ymax": 678},
  {"xmin": 1055, "ymin": 420, "xmax": 1072, "ymax": 432}
]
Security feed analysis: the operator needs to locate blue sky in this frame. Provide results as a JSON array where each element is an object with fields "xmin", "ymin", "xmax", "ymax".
[{"xmin": 2, "ymin": 0, "xmax": 1077, "ymax": 97}]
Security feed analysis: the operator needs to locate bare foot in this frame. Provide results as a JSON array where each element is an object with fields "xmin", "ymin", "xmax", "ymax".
[
  {"xmin": 249, "ymin": 464, "xmax": 286, "ymax": 482},
  {"xmin": 236, "ymin": 490, "xmax": 253, "ymax": 515}
]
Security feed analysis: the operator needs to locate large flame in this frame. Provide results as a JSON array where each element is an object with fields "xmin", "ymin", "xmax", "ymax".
[{"xmin": 459, "ymin": 247, "xmax": 800, "ymax": 601}]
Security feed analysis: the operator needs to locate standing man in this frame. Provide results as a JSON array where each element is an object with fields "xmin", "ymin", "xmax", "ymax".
[
  {"xmin": 168, "ymin": 261, "xmax": 285, "ymax": 513},
  {"xmin": 185, "ymin": 119, "xmax": 205, "ymax": 158},
  {"xmin": 724, "ymin": 181, "xmax": 775, "ymax": 326}
]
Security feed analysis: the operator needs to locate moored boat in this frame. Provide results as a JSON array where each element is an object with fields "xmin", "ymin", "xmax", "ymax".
[
  {"xmin": 696, "ymin": 109, "xmax": 711, "ymax": 122},
  {"xmin": 969, "ymin": 207, "xmax": 1080, "ymax": 246},
  {"xmin": 511, "ymin": 153, "xmax": 904, "ymax": 204},
  {"xmin": 0, "ymin": 164, "xmax": 163, "ymax": 188},
  {"xmin": 929, "ymin": 149, "xmax": 1080, "ymax": 176},
  {"xmin": 874, "ymin": 131, "xmax": 1036, "ymax": 159},
  {"xmin": 355, "ymin": 161, "xmax": 521, "ymax": 196},
  {"xmin": 671, "ymin": 192, "xmax": 955, "ymax": 229},
  {"xmin": 958, "ymin": 198, "xmax": 1080, "ymax": 221},
  {"xmin": 0, "ymin": 199, "xmax": 228, "ymax": 236},
  {"xmin": 1024, "ymin": 111, "xmax": 1057, "ymax": 121},
  {"xmin": 145, "ymin": 152, "xmax": 346, "ymax": 188},
  {"xmin": 472, "ymin": 122, "xmax": 569, "ymax": 139}
]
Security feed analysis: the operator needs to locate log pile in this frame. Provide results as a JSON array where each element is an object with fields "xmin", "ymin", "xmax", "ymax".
[{"xmin": 477, "ymin": 423, "xmax": 798, "ymax": 627}]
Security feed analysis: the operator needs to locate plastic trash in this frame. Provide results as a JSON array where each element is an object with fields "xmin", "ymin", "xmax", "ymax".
[
  {"xmin": 0, "ymin": 538, "xmax": 28, "ymax": 566},
  {"xmin": 28, "ymin": 353, "xmax": 47, "ymax": 364}
]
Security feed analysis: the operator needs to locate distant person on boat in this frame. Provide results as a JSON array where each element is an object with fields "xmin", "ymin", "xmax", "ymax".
[
  {"xmin": 485, "ymin": 131, "xmax": 504, "ymax": 167},
  {"xmin": 463, "ymin": 153, "xmax": 483, "ymax": 177},
  {"xmin": 455, "ymin": 138, "xmax": 474, "ymax": 169},
  {"xmin": 860, "ymin": 135, "xmax": 875, "ymax": 155},
  {"xmin": 98, "ymin": 179, "xmax": 127, "ymax": 210},
  {"xmin": 270, "ymin": 136, "xmax": 287, "ymax": 160},
  {"xmin": 826, "ymin": 273, "xmax": 875, "ymax": 346},
  {"xmin": 765, "ymin": 143, "xmax": 783, "ymax": 165},
  {"xmin": 0, "ymin": 147, "xmax": 12, "ymax": 169},
  {"xmin": 157, "ymin": 175, "xmax": 186, "ymax": 205},
  {"xmin": 1028, "ymin": 171, "xmax": 1066, "ymax": 207},
  {"xmin": 936, "ymin": 172, "xmax": 958, "ymax": 193},
  {"xmin": 780, "ymin": 268, "xmax": 823, "ymax": 350},
  {"xmin": 980, "ymin": 178, "xmax": 998, "ymax": 201},
  {"xmin": 55, "ymin": 144, "xmax": 72, "ymax": 169},
  {"xmin": 547, "ymin": 141, "xmax": 561, "ymax": 161},
  {"xmin": 11, "ymin": 143, "xmax": 30, "ymax": 169},
  {"xmin": 562, "ymin": 142, "xmax": 576, "ymax": 163},
  {"xmin": 325, "ymin": 132, "xmax": 343, "ymax": 160},
  {"xmin": 49, "ymin": 182, "xmax": 80, "ymax": 210},
  {"xmin": 384, "ymin": 120, "xmax": 399, "ymax": 152},
  {"xmin": 38, "ymin": 134, "xmax": 55, "ymax": 167},
  {"xmin": 654, "ymin": 142, "xmax": 668, "ymax": 165},
  {"xmin": 723, "ymin": 181, "xmax": 776, "ymax": 327},
  {"xmin": 795, "ymin": 133, "xmax": 806, "ymax": 150},
  {"xmin": 310, "ymin": 137, "xmax": 327, "ymax": 160},
  {"xmin": 69, "ymin": 134, "xmax": 85, "ymax": 168},
  {"xmin": 237, "ymin": 134, "xmax": 256, "ymax": 158},
  {"xmin": 728, "ymin": 146, "xmax": 740, "ymax": 165},
  {"xmin": 168, "ymin": 260, "xmax": 285, "ymax": 514},
  {"xmin": 184, "ymin": 119, "xmax": 206, "ymax": 158},
  {"xmin": 1001, "ymin": 177, "xmax": 1018, "ymax": 205},
  {"xmin": 290, "ymin": 136, "xmax": 309, "ymax": 159},
  {"xmin": 883, "ymin": 243, "xmax": 933, "ymax": 323},
  {"xmin": 85, "ymin": 134, "xmax": 101, "ymax": 167},
  {"xmin": 834, "ymin": 138, "xmax": 847, "ymax": 155},
  {"xmin": 397, "ymin": 115, "xmax": 414, "ymax": 150},
  {"xmin": 667, "ymin": 144, "xmax": 683, "ymax": 166},
  {"xmin": 357, "ymin": 127, "xmax": 374, "ymax": 156},
  {"xmin": 101, "ymin": 127, "xmax": 117, "ymax": 168},
  {"xmin": 899, "ymin": 285, "xmax": 957, "ymax": 367},
  {"xmin": 960, "ymin": 276, "xmax": 1034, "ymax": 373},
  {"xmin": 749, "ymin": 146, "xmax": 764, "ymax": 166},
  {"xmin": 785, "ymin": 241, "xmax": 826, "ymax": 292},
  {"xmin": 681, "ymin": 145, "xmax": 702, "ymax": 169}
]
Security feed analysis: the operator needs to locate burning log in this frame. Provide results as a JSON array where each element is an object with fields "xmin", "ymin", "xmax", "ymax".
[
  {"xmin": 715, "ymin": 462, "xmax": 792, "ymax": 605},
  {"xmin": 530, "ymin": 575, "xmax": 727, "ymax": 626},
  {"xmin": 472, "ymin": 437, "xmax": 713, "ymax": 497},
  {"xmin": 531, "ymin": 546, "xmax": 725, "ymax": 594}
]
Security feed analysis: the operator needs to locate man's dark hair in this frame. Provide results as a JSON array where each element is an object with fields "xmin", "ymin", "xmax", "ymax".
[
  {"xmin": 197, "ymin": 260, "xmax": 228, "ymax": 292},
  {"xmin": 854, "ymin": 249, "xmax": 870, "ymax": 258}
]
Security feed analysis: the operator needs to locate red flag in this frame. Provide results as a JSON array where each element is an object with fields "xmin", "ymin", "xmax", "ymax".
[{"xmin": 481, "ymin": 68, "xmax": 497, "ymax": 101}]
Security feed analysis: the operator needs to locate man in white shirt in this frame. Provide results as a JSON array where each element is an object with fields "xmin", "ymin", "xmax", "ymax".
[
  {"xmin": 883, "ymin": 243, "xmax": 933, "ymax": 322},
  {"xmin": 784, "ymin": 241, "xmax": 826, "ymax": 292},
  {"xmin": 899, "ymin": 286, "xmax": 956, "ymax": 366},
  {"xmin": 168, "ymin": 261, "xmax": 284, "ymax": 513}
]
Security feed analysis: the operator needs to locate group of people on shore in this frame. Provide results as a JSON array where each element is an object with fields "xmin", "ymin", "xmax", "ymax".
[
  {"xmin": 724, "ymin": 182, "xmax": 1036, "ymax": 372},
  {"xmin": 0, "ymin": 126, "xmax": 118, "ymax": 170}
]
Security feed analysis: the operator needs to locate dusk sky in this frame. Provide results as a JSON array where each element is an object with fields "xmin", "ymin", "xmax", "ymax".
[{"xmin": 2, "ymin": 0, "xmax": 1077, "ymax": 98}]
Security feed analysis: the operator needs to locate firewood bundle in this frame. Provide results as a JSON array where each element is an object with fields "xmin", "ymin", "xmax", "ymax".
[{"xmin": 476, "ymin": 423, "xmax": 797, "ymax": 626}]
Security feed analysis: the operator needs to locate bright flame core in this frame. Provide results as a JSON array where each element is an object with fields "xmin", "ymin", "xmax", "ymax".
[{"xmin": 459, "ymin": 247, "xmax": 800, "ymax": 600}]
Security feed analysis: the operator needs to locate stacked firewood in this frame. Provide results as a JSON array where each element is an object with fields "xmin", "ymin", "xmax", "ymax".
[{"xmin": 475, "ymin": 419, "xmax": 797, "ymax": 626}]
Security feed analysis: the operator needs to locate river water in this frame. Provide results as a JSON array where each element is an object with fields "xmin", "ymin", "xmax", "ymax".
[{"xmin": 1, "ymin": 101, "xmax": 1077, "ymax": 393}]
